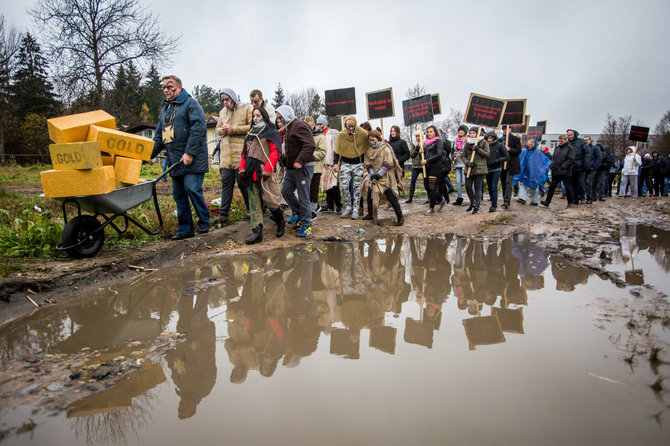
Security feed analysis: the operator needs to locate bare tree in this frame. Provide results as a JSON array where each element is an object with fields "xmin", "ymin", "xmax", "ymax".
[
  {"xmin": 286, "ymin": 87, "xmax": 323, "ymax": 120},
  {"xmin": 436, "ymin": 107, "xmax": 464, "ymax": 140},
  {"xmin": 0, "ymin": 15, "xmax": 22, "ymax": 163},
  {"xmin": 652, "ymin": 109, "xmax": 670, "ymax": 156},
  {"xmin": 599, "ymin": 114, "xmax": 633, "ymax": 159},
  {"xmin": 30, "ymin": 0, "xmax": 179, "ymax": 108}
]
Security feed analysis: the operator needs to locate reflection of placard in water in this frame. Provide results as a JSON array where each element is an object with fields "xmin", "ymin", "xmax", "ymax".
[
  {"xmin": 369, "ymin": 326, "xmax": 397, "ymax": 354},
  {"xmin": 624, "ymin": 270, "xmax": 644, "ymax": 285},
  {"xmin": 462, "ymin": 315, "xmax": 505, "ymax": 350},
  {"xmin": 330, "ymin": 328, "xmax": 360, "ymax": 359},
  {"xmin": 66, "ymin": 362, "xmax": 166, "ymax": 417},
  {"xmin": 404, "ymin": 317, "xmax": 433, "ymax": 349},
  {"xmin": 491, "ymin": 307, "xmax": 524, "ymax": 334}
]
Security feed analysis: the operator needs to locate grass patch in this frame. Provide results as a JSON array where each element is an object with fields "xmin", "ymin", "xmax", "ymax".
[{"xmin": 0, "ymin": 164, "xmax": 50, "ymax": 187}]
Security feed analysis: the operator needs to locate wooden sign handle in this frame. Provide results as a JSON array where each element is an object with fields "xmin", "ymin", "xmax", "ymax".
[
  {"xmin": 503, "ymin": 125, "xmax": 509, "ymax": 170},
  {"xmin": 466, "ymin": 127, "xmax": 482, "ymax": 178}
]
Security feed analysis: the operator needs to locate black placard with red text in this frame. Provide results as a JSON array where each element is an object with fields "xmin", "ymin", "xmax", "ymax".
[
  {"xmin": 325, "ymin": 87, "xmax": 356, "ymax": 116},
  {"xmin": 366, "ymin": 88, "xmax": 394, "ymax": 120},
  {"xmin": 402, "ymin": 94, "xmax": 434, "ymax": 126},
  {"xmin": 629, "ymin": 125, "xmax": 649, "ymax": 142},
  {"xmin": 464, "ymin": 93, "xmax": 506, "ymax": 128}
]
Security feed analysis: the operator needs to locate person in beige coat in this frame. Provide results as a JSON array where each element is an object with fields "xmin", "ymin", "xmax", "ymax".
[
  {"xmin": 215, "ymin": 88, "xmax": 252, "ymax": 223},
  {"xmin": 304, "ymin": 116, "xmax": 328, "ymax": 217}
]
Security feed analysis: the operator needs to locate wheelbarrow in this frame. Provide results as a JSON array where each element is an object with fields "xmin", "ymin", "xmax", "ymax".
[{"xmin": 54, "ymin": 162, "xmax": 180, "ymax": 258}]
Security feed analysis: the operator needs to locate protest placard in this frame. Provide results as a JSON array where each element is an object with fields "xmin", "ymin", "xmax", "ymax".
[
  {"xmin": 431, "ymin": 94, "xmax": 441, "ymax": 116},
  {"xmin": 402, "ymin": 94, "xmax": 434, "ymax": 126},
  {"xmin": 325, "ymin": 87, "xmax": 356, "ymax": 116},
  {"xmin": 501, "ymin": 99, "xmax": 526, "ymax": 126},
  {"xmin": 464, "ymin": 93, "xmax": 507, "ymax": 128},
  {"xmin": 366, "ymin": 88, "xmax": 394, "ymax": 120},
  {"xmin": 629, "ymin": 125, "xmax": 650, "ymax": 142}
]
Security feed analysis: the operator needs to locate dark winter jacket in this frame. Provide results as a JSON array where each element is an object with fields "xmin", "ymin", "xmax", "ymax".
[
  {"xmin": 661, "ymin": 155, "xmax": 670, "ymax": 178},
  {"xmin": 485, "ymin": 133, "xmax": 510, "ymax": 171},
  {"xmin": 597, "ymin": 146, "xmax": 615, "ymax": 173},
  {"xmin": 566, "ymin": 129, "xmax": 590, "ymax": 172},
  {"xmin": 423, "ymin": 138, "xmax": 445, "ymax": 169},
  {"xmin": 441, "ymin": 136, "xmax": 453, "ymax": 172},
  {"xmin": 587, "ymin": 143, "xmax": 602, "ymax": 170},
  {"xmin": 640, "ymin": 156, "xmax": 652, "ymax": 176},
  {"xmin": 388, "ymin": 136, "xmax": 410, "ymax": 166},
  {"xmin": 283, "ymin": 119, "xmax": 316, "ymax": 169},
  {"xmin": 550, "ymin": 142, "xmax": 575, "ymax": 177},
  {"xmin": 650, "ymin": 152, "xmax": 663, "ymax": 176},
  {"xmin": 462, "ymin": 138, "xmax": 491, "ymax": 176},
  {"xmin": 151, "ymin": 89, "xmax": 209, "ymax": 177},
  {"xmin": 502, "ymin": 133, "xmax": 522, "ymax": 174}
]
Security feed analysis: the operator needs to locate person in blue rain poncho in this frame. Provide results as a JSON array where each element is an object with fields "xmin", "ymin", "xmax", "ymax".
[{"xmin": 516, "ymin": 139, "xmax": 551, "ymax": 206}]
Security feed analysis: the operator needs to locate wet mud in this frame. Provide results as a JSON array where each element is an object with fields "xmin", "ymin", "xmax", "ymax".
[{"xmin": 1, "ymin": 223, "xmax": 669, "ymax": 444}]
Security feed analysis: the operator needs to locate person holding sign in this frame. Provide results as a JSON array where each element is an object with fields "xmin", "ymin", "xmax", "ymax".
[
  {"xmin": 388, "ymin": 125, "xmax": 410, "ymax": 177},
  {"xmin": 484, "ymin": 131, "xmax": 509, "ymax": 212},
  {"xmin": 421, "ymin": 125, "xmax": 446, "ymax": 215},
  {"xmin": 362, "ymin": 130, "xmax": 404, "ymax": 226},
  {"xmin": 617, "ymin": 146, "xmax": 642, "ymax": 199},
  {"xmin": 461, "ymin": 127, "xmax": 490, "ymax": 214},
  {"xmin": 334, "ymin": 116, "xmax": 370, "ymax": 219}
]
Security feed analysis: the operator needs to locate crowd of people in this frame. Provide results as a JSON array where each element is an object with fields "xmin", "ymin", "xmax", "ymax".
[{"xmin": 151, "ymin": 75, "xmax": 670, "ymax": 244}]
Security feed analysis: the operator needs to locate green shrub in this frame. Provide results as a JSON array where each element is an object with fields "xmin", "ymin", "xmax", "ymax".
[{"xmin": 0, "ymin": 209, "xmax": 62, "ymax": 258}]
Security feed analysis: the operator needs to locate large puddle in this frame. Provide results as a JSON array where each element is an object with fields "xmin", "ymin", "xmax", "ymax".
[{"xmin": 1, "ymin": 227, "xmax": 670, "ymax": 445}]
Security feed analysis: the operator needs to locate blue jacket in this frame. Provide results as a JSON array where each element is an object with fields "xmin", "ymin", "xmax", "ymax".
[{"xmin": 151, "ymin": 89, "xmax": 209, "ymax": 177}]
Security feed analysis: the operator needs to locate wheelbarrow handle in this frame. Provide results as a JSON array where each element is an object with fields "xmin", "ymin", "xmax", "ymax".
[{"xmin": 156, "ymin": 161, "xmax": 183, "ymax": 182}]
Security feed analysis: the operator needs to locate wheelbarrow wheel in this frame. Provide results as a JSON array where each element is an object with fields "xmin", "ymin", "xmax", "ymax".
[{"xmin": 62, "ymin": 215, "xmax": 105, "ymax": 258}]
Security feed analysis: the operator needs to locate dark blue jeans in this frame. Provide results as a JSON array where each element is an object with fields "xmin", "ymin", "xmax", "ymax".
[
  {"xmin": 486, "ymin": 169, "xmax": 501, "ymax": 208},
  {"xmin": 572, "ymin": 169, "xmax": 586, "ymax": 202},
  {"xmin": 172, "ymin": 173, "xmax": 210, "ymax": 236}
]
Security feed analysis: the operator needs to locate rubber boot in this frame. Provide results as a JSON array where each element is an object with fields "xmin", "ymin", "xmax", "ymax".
[
  {"xmin": 272, "ymin": 209, "xmax": 285, "ymax": 237},
  {"xmin": 245, "ymin": 224, "xmax": 263, "ymax": 244}
]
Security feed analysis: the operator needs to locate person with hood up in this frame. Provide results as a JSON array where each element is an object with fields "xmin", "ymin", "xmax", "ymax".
[
  {"xmin": 650, "ymin": 151, "xmax": 664, "ymax": 197},
  {"xmin": 461, "ymin": 127, "xmax": 490, "ymax": 214},
  {"xmin": 566, "ymin": 129, "xmax": 591, "ymax": 205},
  {"xmin": 500, "ymin": 126, "xmax": 522, "ymax": 208},
  {"xmin": 421, "ymin": 125, "xmax": 446, "ymax": 215},
  {"xmin": 276, "ymin": 105, "xmax": 316, "ymax": 237},
  {"xmin": 484, "ymin": 131, "xmax": 509, "ymax": 212},
  {"xmin": 215, "ymin": 88, "xmax": 253, "ymax": 224},
  {"xmin": 540, "ymin": 134, "xmax": 575, "ymax": 208},
  {"xmin": 596, "ymin": 145, "xmax": 615, "ymax": 201},
  {"xmin": 238, "ymin": 106, "xmax": 284, "ymax": 244},
  {"xmin": 584, "ymin": 135, "xmax": 602, "ymax": 204},
  {"xmin": 316, "ymin": 115, "xmax": 342, "ymax": 212},
  {"xmin": 618, "ymin": 146, "xmax": 642, "ymax": 199},
  {"xmin": 517, "ymin": 139, "xmax": 551, "ymax": 206},
  {"xmin": 333, "ymin": 116, "xmax": 370, "ymax": 219},
  {"xmin": 304, "ymin": 116, "xmax": 328, "ymax": 218},
  {"xmin": 639, "ymin": 153, "xmax": 653, "ymax": 197},
  {"xmin": 362, "ymin": 130, "xmax": 404, "ymax": 226},
  {"xmin": 388, "ymin": 125, "xmax": 410, "ymax": 176},
  {"xmin": 151, "ymin": 75, "xmax": 210, "ymax": 240},
  {"xmin": 406, "ymin": 129, "xmax": 426, "ymax": 203},
  {"xmin": 451, "ymin": 124, "xmax": 468, "ymax": 206}
]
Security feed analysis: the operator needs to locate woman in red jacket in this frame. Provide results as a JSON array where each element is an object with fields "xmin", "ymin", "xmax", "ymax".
[{"xmin": 239, "ymin": 106, "xmax": 284, "ymax": 244}]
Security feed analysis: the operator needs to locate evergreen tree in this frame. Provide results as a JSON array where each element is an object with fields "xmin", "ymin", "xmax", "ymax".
[
  {"xmin": 107, "ymin": 61, "xmax": 142, "ymax": 126},
  {"xmin": 140, "ymin": 63, "xmax": 163, "ymax": 122},
  {"xmin": 272, "ymin": 82, "xmax": 285, "ymax": 109},
  {"xmin": 9, "ymin": 33, "xmax": 60, "ymax": 119},
  {"xmin": 193, "ymin": 84, "xmax": 220, "ymax": 115}
]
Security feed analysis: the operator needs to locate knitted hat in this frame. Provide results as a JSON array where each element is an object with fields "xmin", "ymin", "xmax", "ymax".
[
  {"xmin": 469, "ymin": 126, "xmax": 480, "ymax": 134},
  {"xmin": 458, "ymin": 124, "xmax": 468, "ymax": 134},
  {"xmin": 276, "ymin": 105, "xmax": 295, "ymax": 122},
  {"xmin": 316, "ymin": 115, "xmax": 328, "ymax": 126}
]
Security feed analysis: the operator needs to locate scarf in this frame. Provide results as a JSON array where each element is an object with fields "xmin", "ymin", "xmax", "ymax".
[
  {"xmin": 454, "ymin": 135, "xmax": 466, "ymax": 152},
  {"xmin": 241, "ymin": 122, "xmax": 282, "ymax": 186},
  {"xmin": 424, "ymin": 136, "xmax": 440, "ymax": 146}
]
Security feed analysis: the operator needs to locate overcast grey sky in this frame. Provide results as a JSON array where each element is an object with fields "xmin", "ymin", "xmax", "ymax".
[{"xmin": 3, "ymin": 0, "xmax": 670, "ymax": 134}]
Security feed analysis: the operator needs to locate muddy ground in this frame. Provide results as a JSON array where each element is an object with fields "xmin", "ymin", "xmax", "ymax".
[
  {"xmin": 1, "ymin": 187, "xmax": 669, "ymax": 328},
  {"xmin": 1, "ymin": 187, "xmax": 670, "ymax": 438}
]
